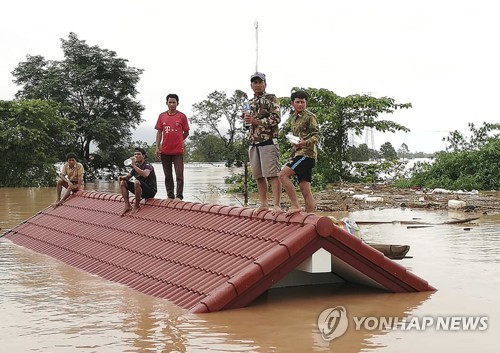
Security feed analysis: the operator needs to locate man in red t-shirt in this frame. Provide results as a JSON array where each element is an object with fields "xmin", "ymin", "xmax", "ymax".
[{"xmin": 155, "ymin": 93, "xmax": 190, "ymax": 200}]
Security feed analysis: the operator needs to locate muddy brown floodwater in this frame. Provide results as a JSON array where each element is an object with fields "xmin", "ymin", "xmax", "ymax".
[{"xmin": 1, "ymin": 163, "xmax": 498, "ymax": 353}]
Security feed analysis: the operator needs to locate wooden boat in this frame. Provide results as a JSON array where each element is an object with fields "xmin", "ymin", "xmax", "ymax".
[
  {"xmin": 327, "ymin": 216, "xmax": 412, "ymax": 260},
  {"xmin": 367, "ymin": 243, "xmax": 411, "ymax": 260}
]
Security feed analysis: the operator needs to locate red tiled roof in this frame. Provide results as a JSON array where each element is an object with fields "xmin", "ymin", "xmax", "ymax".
[{"xmin": 4, "ymin": 191, "xmax": 435, "ymax": 312}]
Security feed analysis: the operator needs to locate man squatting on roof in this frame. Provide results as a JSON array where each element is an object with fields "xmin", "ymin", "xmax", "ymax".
[{"xmin": 118, "ymin": 147, "xmax": 157, "ymax": 215}]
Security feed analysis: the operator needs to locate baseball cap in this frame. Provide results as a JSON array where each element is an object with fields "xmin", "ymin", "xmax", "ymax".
[
  {"xmin": 250, "ymin": 72, "xmax": 266, "ymax": 82},
  {"xmin": 134, "ymin": 147, "xmax": 147, "ymax": 158}
]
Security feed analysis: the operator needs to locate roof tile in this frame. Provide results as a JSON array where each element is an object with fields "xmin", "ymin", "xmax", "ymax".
[{"xmin": 3, "ymin": 191, "xmax": 435, "ymax": 312}]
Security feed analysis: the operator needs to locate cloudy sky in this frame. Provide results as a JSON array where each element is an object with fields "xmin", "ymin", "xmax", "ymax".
[{"xmin": 1, "ymin": 0, "xmax": 498, "ymax": 153}]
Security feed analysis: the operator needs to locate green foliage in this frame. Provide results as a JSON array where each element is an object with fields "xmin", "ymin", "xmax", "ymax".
[
  {"xmin": 349, "ymin": 143, "xmax": 379, "ymax": 161},
  {"xmin": 11, "ymin": 32, "xmax": 144, "ymax": 167},
  {"xmin": 88, "ymin": 141, "xmax": 133, "ymax": 180},
  {"xmin": 0, "ymin": 99, "xmax": 75, "ymax": 187},
  {"xmin": 379, "ymin": 141, "xmax": 398, "ymax": 160},
  {"xmin": 394, "ymin": 123, "xmax": 500, "ymax": 190},
  {"xmin": 187, "ymin": 131, "xmax": 228, "ymax": 162},
  {"xmin": 310, "ymin": 172, "xmax": 327, "ymax": 191},
  {"xmin": 443, "ymin": 122, "xmax": 500, "ymax": 152},
  {"xmin": 186, "ymin": 130, "xmax": 248, "ymax": 166}
]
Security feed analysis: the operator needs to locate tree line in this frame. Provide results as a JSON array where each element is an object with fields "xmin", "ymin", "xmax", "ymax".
[{"xmin": 1, "ymin": 33, "xmax": 498, "ymax": 191}]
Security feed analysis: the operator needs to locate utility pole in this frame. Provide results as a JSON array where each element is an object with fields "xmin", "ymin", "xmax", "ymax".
[
  {"xmin": 244, "ymin": 21, "xmax": 260, "ymax": 206},
  {"xmin": 254, "ymin": 20, "xmax": 259, "ymax": 72}
]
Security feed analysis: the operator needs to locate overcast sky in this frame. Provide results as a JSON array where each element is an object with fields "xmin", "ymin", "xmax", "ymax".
[{"xmin": 2, "ymin": 0, "xmax": 499, "ymax": 153}]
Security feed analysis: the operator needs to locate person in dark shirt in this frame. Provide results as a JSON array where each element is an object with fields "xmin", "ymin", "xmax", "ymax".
[{"xmin": 118, "ymin": 147, "xmax": 157, "ymax": 215}]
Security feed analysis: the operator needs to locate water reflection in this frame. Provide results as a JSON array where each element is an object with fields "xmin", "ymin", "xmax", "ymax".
[
  {"xmin": 186, "ymin": 286, "xmax": 433, "ymax": 353},
  {"xmin": 1, "ymin": 163, "xmax": 499, "ymax": 352},
  {"xmin": 0, "ymin": 242, "xmax": 434, "ymax": 353}
]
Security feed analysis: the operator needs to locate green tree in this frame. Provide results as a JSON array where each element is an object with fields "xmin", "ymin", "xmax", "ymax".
[
  {"xmin": 0, "ymin": 99, "xmax": 75, "ymax": 187},
  {"xmin": 89, "ymin": 140, "xmax": 134, "ymax": 180},
  {"xmin": 191, "ymin": 90, "xmax": 248, "ymax": 166},
  {"xmin": 350, "ymin": 143, "xmax": 370, "ymax": 161},
  {"xmin": 444, "ymin": 122, "xmax": 500, "ymax": 152},
  {"xmin": 380, "ymin": 141, "xmax": 398, "ymax": 160},
  {"xmin": 349, "ymin": 143, "xmax": 379, "ymax": 161},
  {"xmin": 11, "ymin": 32, "xmax": 144, "ymax": 163},
  {"xmin": 395, "ymin": 122, "xmax": 500, "ymax": 190},
  {"xmin": 398, "ymin": 143, "xmax": 409, "ymax": 160},
  {"xmin": 280, "ymin": 88, "xmax": 411, "ymax": 181},
  {"xmin": 187, "ymin": 130, "xmax": 227, "ymax": 162}
]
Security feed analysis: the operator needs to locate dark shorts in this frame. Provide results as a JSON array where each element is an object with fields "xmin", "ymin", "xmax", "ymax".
[
  {"xmin": 126, "ymin": 180, "xmax": 157, "ymax": 199},
  {"xmin": 285, "ymin": 156, "xmax": 315, "ymax": 183}
]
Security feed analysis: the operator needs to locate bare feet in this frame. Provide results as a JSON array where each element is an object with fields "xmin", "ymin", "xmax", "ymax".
[
  {"xmin": 121, "ymin": 205, "xmax": 132, "ymax": 216},
  {"xmin": 271, "ymin": 205, "xmax": 282, "ymax": 214},
  {"xmin": 52, "ymin": 201, "xmax": 61, "ymax": 209},
  {"xmin": 285, "ymin": 207, "xmax": 301, "ymax": 217},
  {"xmin": 130, "ymin": 205, "xmax": 140, "ymax": 214},
  {"xmin": 173, "ymin": 198, "xmax": 182, "ymax": 203},
  {"xmin": 253, "ymin": 206, "xmax": 269, "ymax": 216}
]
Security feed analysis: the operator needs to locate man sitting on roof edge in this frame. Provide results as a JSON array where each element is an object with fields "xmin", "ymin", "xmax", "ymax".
[{"xmin": 118, "ymin": 147, "xmax": 158, "ymax": 215}]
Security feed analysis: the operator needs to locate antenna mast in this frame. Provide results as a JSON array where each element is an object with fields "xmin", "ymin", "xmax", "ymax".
[{"xmin": 254, "ymin": 20, "xmax": 259, "ymax": 72}]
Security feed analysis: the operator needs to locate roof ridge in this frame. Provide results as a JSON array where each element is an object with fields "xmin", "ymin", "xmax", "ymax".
[{"xmin": 77, "ymin": 191, "xmax": 335, "ymax": 236}]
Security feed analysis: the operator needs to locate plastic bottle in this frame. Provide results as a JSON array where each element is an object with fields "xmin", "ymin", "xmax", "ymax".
[{"xmin": 242, "ymin": 101, "xmax": 252, "ymax": 127}]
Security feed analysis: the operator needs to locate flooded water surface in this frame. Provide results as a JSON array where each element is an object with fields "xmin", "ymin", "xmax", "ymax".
[{"xmin": 1, "ymin": 163, "xmax": 498, "ymax": 352}]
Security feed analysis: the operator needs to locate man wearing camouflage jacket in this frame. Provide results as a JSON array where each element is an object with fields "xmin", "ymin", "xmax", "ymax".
[{"xmin": 243, "ymin": 72, "xmax": 282, "ymax": 214}]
